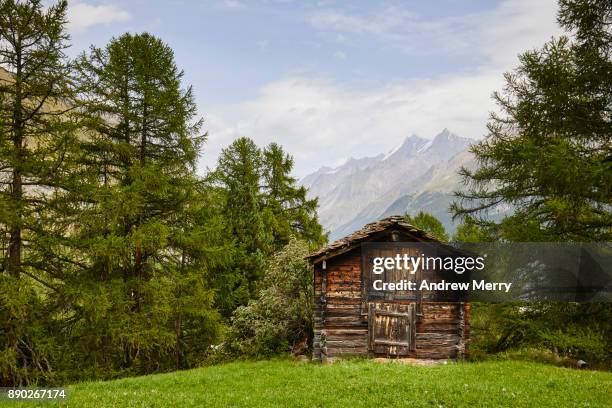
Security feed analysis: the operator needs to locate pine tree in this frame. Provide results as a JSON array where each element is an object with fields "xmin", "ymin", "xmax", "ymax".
[
  {"xmin": 452, "ymin": 0, "xmax": 611, "ymax": 241},
  {"xmin": 211, "ymin": 138, "xmax": 326, "ymax": 314},
  {"xmin": 262, "ymin": 143, "xmax": 326, "ymax": 250},
  {"xmin": 0, "ymin": 0, "xmax": 75, "ymax": 385}
]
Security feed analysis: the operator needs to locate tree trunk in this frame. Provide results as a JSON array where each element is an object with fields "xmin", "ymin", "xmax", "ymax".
[
  {"xmin": 7, "ymin": 44, "xmax": 24, "ymax": 278},
  {"xmin": 174, "ymin": 311, "xmax": 182, "ymax": 370},
  {"xmin": 174, "ymin": 251, "xmax": 186, "ymax": 369}
]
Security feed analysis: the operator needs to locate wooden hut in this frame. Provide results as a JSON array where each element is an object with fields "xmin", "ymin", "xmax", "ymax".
[{"xmin": 308, "ymin": 215, "xmax": 470, "ymax": 361}]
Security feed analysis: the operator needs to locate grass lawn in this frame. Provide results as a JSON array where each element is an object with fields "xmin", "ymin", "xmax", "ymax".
[{"xmin": 6, "ymin": 359, "xmax": 612, "ymax": 407}]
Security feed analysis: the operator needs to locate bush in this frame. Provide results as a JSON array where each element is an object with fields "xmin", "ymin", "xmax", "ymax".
[
  {"xmin": 469, "ymin": 302, "xmax": 611, "ymax": 368},
  {"xmin": 223, "ymin": 238, "xmax": 313, "ymax": 358}
]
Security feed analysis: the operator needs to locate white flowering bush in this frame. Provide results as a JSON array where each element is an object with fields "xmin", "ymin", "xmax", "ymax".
[{"xmin": 224, "ymin": 238, "xmax": 313, "ymax": 357}]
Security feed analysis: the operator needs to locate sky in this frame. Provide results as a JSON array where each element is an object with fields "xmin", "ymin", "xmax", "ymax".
[{"xmin": 64, "ymin": 0, "xmax": 562, "ymax": 177}]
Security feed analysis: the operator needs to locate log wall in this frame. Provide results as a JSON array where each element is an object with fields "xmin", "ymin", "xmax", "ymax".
[{"xmin": 313, "ymin": 248, "xmax": 470, "ymax": 361}]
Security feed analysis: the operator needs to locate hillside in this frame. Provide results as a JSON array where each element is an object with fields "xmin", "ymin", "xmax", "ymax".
[
  {"xmin": 21, "ymin": 359, "xmax": 611, "ymax": 407},
  {"xmin": 300, "ymin": 129, "xmax": 477, "ymax": 240}
]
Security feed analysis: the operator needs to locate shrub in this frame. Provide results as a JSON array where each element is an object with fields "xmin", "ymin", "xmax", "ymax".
[
  {"xmin": 470, "ymin": 302, "xmax": 611, "ymax": 368},
  {"xmin": 223, "ymin": 238, "xmax": 312, "ymax": 358}
]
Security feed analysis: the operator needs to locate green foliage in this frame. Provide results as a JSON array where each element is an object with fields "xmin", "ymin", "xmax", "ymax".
[
  {"xmin": 55, "ymin": 32, "xmax": 229, "ymax": 379},
  {"xmin": 452, "ymin": 216, "xmax": 496, "ymax": 242},
  {"xmin": 0, "ymin": 8, "xmax": 255, "ymax": 383},
  {"xmin": 470, "ymin": 303, "xmax": 611, "ymax": 367},
  {"xmin": 211, "ymin": 137, "xmax": 272, "ymax": 313},
  {"xmin": 262, "ymin": 143, "xmax": 326, "ymax": 250},
  {"xmin": 0, "ymin": 274, "xmax": 55, "ymax": 385},
  {"xmin": 452, "ymin": 0, "xmax": 611, "ymax": 242},
  {"xmin": 224, "ymin": 238, "xmax": 313, "ymax": 357},
  {"xmin": 0, "ymin": 0, "xmax": 77, "ymax": 386},
  {"xmin": 404, "ymin": 211, "xmax": 449, "ymax": 242},
  {"xmin": 450, "ymin": 0, "xmax": 612, "ymax": 367},
  {"xmin": 0, "ymin": 3, "xmax": 325, "ymax": 382},
  {"xmin": 211, "ymin": 137, "xmax": 325, "ymax": 315},
  {"xmin": 0, "ymin": 12, "xmax": 325, "ymax": 382}
]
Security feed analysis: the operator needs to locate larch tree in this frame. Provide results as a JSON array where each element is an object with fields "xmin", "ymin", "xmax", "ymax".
[
  {"xmin": 452, "ymin": 0, "xmax": 611, "ymax": 241},
  {"xmin": 451, "ymin": 0, "xmax": 611, "ymax": 362},
  {"xmin": 0, "ymin": 0, "xmax": 75, "ymax": 386},
  {"xmin": 68, "ymin": 32, "xmax": 223, "ymax": 375}
]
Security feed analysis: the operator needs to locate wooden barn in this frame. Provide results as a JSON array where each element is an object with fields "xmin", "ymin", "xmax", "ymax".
[{"xmin": 308, "ymin": 215, "xmax": 470, "ymax": 361}]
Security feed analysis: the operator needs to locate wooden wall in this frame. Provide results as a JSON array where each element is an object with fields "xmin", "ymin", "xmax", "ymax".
[
  {"xmin": 313, "ymin": 248, "xmax": 470, "ymax": 360},
  {"xmin": 314, "ymin": 252, "xmax": 367, "ymax": 359}
]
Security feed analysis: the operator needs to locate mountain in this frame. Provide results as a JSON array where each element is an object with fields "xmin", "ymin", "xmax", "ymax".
[{"xmin": 300, "ymin": 129, "xmax": 477, "ymax": 241}]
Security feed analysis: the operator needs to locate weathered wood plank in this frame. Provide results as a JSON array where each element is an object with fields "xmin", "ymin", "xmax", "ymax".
[
  {"xmin": 417, "ymin": 333, "xmax": 460, "ymax": 340},
  {"xmin": 373, "ymin": 339, "xmax": 410, "ymax": 347},
  {"xmin": 324, "ymin": 308, "xmax": 362, "ymax": 316},
  {"xmin": 326, "ymin": 347, "xmax": 368, "ymax": 356},
  {"xmin": 324, "ymin": 328, "xmax": 368, "ymax": 335},
  {"xmin": 325, "ymin": 340, "xmax": 368, "ymax": 347}
]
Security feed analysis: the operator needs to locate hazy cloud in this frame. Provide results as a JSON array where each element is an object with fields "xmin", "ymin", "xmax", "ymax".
[
  {"xmin": 307, "ymin": 0, "xmax": 560, "ymax": 65},
  {"xmin": 221, "ymin": 0, "xmax": 244, "ymax": 9},
  {"xmin": 203, "ymin": 72, "xmax": 500, "ymax": 177},
  {"xmin": 333, "ymin": 50, "xmax": 346, "ymax": 59},
  {"xmin": 68, "ymin": 2, "xmax": 131, "ymax": 32}
]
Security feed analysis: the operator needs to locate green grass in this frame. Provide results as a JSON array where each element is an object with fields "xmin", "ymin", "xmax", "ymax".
[{"xmin": 6, "ymin": 359, "xmax": 612, "ymax": 407}]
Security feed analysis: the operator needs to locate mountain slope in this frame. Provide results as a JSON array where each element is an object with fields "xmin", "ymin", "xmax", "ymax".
[{"xmin": 300, "ymin": 129, "xmax": 476, "ymax": 240}]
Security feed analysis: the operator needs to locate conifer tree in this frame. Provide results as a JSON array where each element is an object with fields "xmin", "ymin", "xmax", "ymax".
[
  {"xmin": 212, "ymin": 138, "xmax": 326, "ymax": 314},
  {"xmin": 211, "ymin": 137, "xmax": 271, "ymax": 314},
  {"xmin": 404, "ymin": 211, "xmax": 449, "ymax": 242},
  {"xmin": 451, "ymin": 216, "xmax": 495, "ymax": 243},
  {"xmin": 67, "ymin": 32, "xmax": 224, "ymax": 374},
  {"xmin": 0, "ymin": 0, "xmax": 73, "ymax": 276},
  {"xmin": 451, "ymin": 0, "xmax": 611, "ymax": 363},
  {"xmin": 452, "ymin": 0, "xmax": 611, "ymax": 241},
  {"xmin": 166, "ymin": 182, "xmax": 232, "ymax": 369},
  {"xmin": 225, "ymin": 237, "xmax": 313, "ymax": 357},
  {"xmin": 0, "ymin": 0, "xmax": 74, "ymax": 386},
  {"xmin": 262, "ymin": 143, "xmax": 326, "ymax": 250}
]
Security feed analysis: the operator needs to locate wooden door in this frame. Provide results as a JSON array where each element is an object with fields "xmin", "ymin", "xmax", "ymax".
[{"xmin": 368, "ymin": 303, "xmax": 416, "ymax": 356}]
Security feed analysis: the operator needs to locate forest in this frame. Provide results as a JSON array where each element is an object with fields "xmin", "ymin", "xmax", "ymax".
[
  {"xmin": 0, "ymin": 0, "xmax": 327, "ymax": 385},
  {"xmin": 0, "ymin": 0, "xmax": 611, "ymax": 387}
]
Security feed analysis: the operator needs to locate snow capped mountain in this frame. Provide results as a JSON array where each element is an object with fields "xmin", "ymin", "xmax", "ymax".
[{"xmin": 300, "ymin": 129, "xmax": 477, "ymax": 240}]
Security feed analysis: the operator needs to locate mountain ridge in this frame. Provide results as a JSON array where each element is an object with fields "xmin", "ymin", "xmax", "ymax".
[{"xmin": 300, "ymin": 129, "xmax": 477, "ymax": 240}]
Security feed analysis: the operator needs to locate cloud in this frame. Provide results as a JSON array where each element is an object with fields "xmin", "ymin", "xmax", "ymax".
[
  {"xmin": 256, "ymin": 39, "xmax": 270, "ymax": 50},
  {"xmin": 308, "ymin": 0, "xmax": 560, "ymax": 66},
  {"xmin": 68, "ymin": 2, "xmax": 131, "ymax": 32},
  {"xmin": 221, "ymin": 0, "xmax": 244, "ymax": 9},
  {"xmin": 203, "ymin": 71, "xmax": 500, "ymax": 177},
  {"xmin": 480, "ymin": 0, "xmax": 562, "ymax": 67},
  {"xmin": 309, "ymin": 6, "xmax": 417, "ymax": 37},
  {"xmin": 201, "ymin": 0, "xmax": 562, "ymax": 177},
  {"xmin": 308, "ymin": 6, "xmax": 478, "ymax": 56}
]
